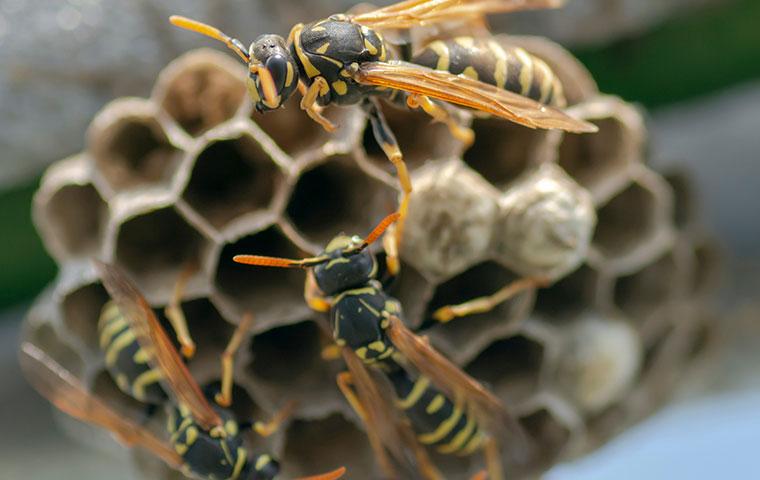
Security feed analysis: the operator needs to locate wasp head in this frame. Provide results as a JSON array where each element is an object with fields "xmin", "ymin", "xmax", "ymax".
[
  {"xmin": 313, "ymin": 234, "xmax": 378, "ymax": 296},
  {"xmin": 248, "ymin": 34, "xmax": 299, "ymax": 112}
]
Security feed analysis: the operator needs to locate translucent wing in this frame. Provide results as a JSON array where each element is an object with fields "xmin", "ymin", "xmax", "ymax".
[
  {"xmin": 19, "ymin": 342, "xmax": 183, "ymax": 469},
  {"xmin": 340, "ymin": 348, "xmax": 426, "ymax": 479},
  {"xmin": 385, "ymin": 315, "xmax": 529, "ymax": 459},
  {"xmin": 351, "ymin": 0, "xmax": 564, "ymax": 29},
  {"xmin": 355, "ymin": 61, "xmax": 598, "ymax": 133},
  {"xmin": 94, "ymin": 261, "xmax": 223, "ymax": 430}
]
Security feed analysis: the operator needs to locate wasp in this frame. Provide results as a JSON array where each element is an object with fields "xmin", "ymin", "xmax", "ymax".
[
  {"xmin": 169, "ymin": 0, "xmax": 597, "ymax": 275},
  {"xmin": 233, "ymin": 213, "xmax": 531, "ymax": 480},
  {"xmin": 20, "ymin": 261, "xmax": 346, "ymax": 480}
]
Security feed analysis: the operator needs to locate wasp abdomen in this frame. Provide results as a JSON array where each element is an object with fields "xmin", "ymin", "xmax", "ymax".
[{"xmin": 413, "ymin": 37, "xmax": 565, "ymax": 107}]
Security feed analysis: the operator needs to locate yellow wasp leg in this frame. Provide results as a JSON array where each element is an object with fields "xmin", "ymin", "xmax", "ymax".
[
  {"xmin": 407, "ymin": 94, "xmax": 475, "ymax": 146},
  {"xmin": 484, "ymin": 436, "xmax": 504, "ymax": 480},
  {"xmin": 214, "ymin": 313, "xmax": 254, "ymax": 407},
  {"xmin": 254, "ymin": 400, "xmax": 297, "ymax": 437},
  {"xmin": 432, "ymin": 277, "xmax": 547, "ymax": 323},
  {"xmin": 300, "ymin": 77, "xmax": 337, "ymax": 132},
  {"xmin": 164, "ymin": 263, "xmax": 198, "ymax": 359}
]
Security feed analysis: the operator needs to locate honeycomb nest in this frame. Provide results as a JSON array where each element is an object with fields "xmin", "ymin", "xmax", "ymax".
[{"xmin": 25, "ymin": 36, "xmax": 720, "ymax": 479}]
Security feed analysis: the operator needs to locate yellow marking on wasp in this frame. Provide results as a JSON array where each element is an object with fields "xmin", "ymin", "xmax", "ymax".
[
  {"xmin": 179, "ymin": 404, "xmax": 190, "ymax": 416},
  {"xmin": 322, "ymin": 56, "xmax": 344, "ymax": 68},
  {"xmin": 460, "ymin": 430, "xmax": 485, "ymax": 455},
  {"xmin": 132, "ymin": 368, "xmax": 163, "ymax": 401},
  {"xmin": 426, "ymin": 394, "xmax": 446, "ymax": 414},
  {"xmin": 171, "ymin": 416, "xmax": 194, "ymax": 443},
  {"xmin": 364, "ymin": 38, "xmax": 378, "ymax": 55},
  {"xmin": 175, "ymin": 443, "xmax": 188, "ymax": 455},
  {"xmin": 384, "ymin": 300, "xmax": 399, "ymax": 313},
  {"xmin": 232, "ymin": 447, "xmax": 247, "ymax": 478},
  {"xmin": 454, "ymin": 37, "xmax": 475, "ymax": 49},
  {"xmin": 488, "ymin": 40, "xmax": 508, "ymax": 89},
  {"xmin": 514, "ymin": 48, "xmax": 534, "ymax": 96},
  {"xmin": 333, "ymin": 286, "xmax": 378, "ymax": 303},
  {"xmin": 105, "ymin": 329, "xmax": 136, "ymax": 367},
  {"xmin": 311, "ymin": 25, "xmax": 326, "ymax": 32},
  {"xmin": 340, "ymin": 69, "xmax": 352, "ymax": 77},
  {"xmin": 167, "ymin": 409, "xmax": 176, "ymax": 433},
  {"xmin": 285, "ymin": 62, "xmax": 294, "ymax": 87},
  {"xmin": 418, "ymin": 404, "xmax": 463, "ymax": 444},
  {"xmin": 315, "ymin": 42, "xmax": 330, "ymax": 54},
  {"xmin": 115, "ymin": 373, "xmax": 130, "ymax": 393},
  {"xmin": 380, "ymin": 41, "xmax": 387, "ymax": 61},
  {"xmin": 355, "ymin": 347, "xmax": 369, "ymax": 359},
  {"xmin": 380, "ymin": 318, "xmax": 390, "ymax": 329},
  {"xmin": 462, "ymin": 66, "xmax": 479, "ymax": 80},
  {"xmin": 255, "ymin": 454, "xmax": 272, "ymax": 471},
  {"xmin": 358, "ymin": 298, "xmax": 381, "ymax": 317},
  {"xmin": 185, "ymin": 426, "xmax": 198, "ymax": 446},
  {"xmin": 247, "ymin": 76, "xmax": 261, "ymax": 103},
  {"xmin": 98, "ymin": 302, "xmax": 121, "ymax": 329},
  {"xmin": 368, "ymin": 341, "xmax": 386, "ymax": 352},
  {"xmin": 325, "ymin": 257, "xmax": 350, "ymax": 269},
  {"xmin": 397, "ymin": 376, "xmax": 430, "ymax": 409},
  {"xmin": 99, "ymin": 314, "xmax": 128, "ymax": 349},
  {"xmin": 133, "ymin": 347, "xmax": 150, "ymax": 364},
  {"xmin": 220, "ymin": 438, "xmax": 234, "ymax": 465},
  {"xmin": 429, "ymin": 41, "xmax": 450, "ymax": 71},
  {"xmin": 437, "ymin": 414, "xmax": 477, "ymax": 454},
  {"xmin": 294, "ymin": 29, "xmax": 320, "ymax": 78},
  {"xmin": 225, "ymin": 420, "xmax": 239, "ymax": 436},
  {"xmin": 318, "ymin": 78, "xmax": 330, "ymax": 96},
  {"xmin": 336, "ymin": 338, "xmax": 346, "ymax": 346},
  {"xmin": 536, "ymin": 59, "xmax": 554, "ymax": 104}
]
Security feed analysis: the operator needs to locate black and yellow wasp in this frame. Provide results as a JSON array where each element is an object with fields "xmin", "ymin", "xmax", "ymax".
[
  {"xmin": 20, "ymin": 261, "xmax": 345, "ymax": 480},
  {"xmin": 233, "ymin": 213, "xmax": 530, "ymax": 480},
  {"xmin": 169, "ymin": 0, "xmax": 597, "ymax": 275}
]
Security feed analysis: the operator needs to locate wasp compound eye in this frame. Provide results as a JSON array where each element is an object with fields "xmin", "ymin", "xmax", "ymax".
[{"xmin": 265, "ymin": 55, "xmax": 289, "ymax": 95}]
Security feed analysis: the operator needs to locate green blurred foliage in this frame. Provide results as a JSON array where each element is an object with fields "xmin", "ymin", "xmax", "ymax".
[{"xmin": 1, "ymin": 0, "xmax": 759, "ymax": 310}]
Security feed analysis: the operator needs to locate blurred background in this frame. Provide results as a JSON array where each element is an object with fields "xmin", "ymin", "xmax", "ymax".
[{"xmin": 1, "ymin": 0, "xmax": 758, "ymax": 478}]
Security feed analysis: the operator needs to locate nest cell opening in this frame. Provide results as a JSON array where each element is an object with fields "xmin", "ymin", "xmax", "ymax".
[
  {"xmin": 215, "ymin": 226, "xmax": 309, "ymax": 324},
  {"xmin": 614, "ymin": 250, "xmax": 680, "ymax": 320},
  {"xmin": 201, "ymin": 380, "xmax": 263, "ymax": 431},
  {"xmin": 463, "ymin": 118, "xmax": 548, "ymax": 188},
  {"xmin": 286, "ymin": 156, "xmax": 393, "ymax": 246},
  {"xmin": 282, "ymin": 414, "xmax": 374, "ymax": 479},
  {"xmin": 361, "ymin": 101, "xmax": 457, "ymax": 171},
  {"xmin": 43, "ymin": 183, "xmax": 107, "ymax": 258},
  {"xmin": 465, "ymin": 335, "xmax": 545, "ymax": 404},
  {"xmin": 27, "ymin": 323, "xmax": 85, "ymax": 378},
  {"xmin": 248, "ymin": 320, "xmax": 322, "ymax": 383},
  {"xmin": 62, "ymin": 283, "xmax": 110, "ymax": 351},
  {"xmin": 592, "ymin": 181, "xmax": 660, "ymax": 261},
  {"xmin": 519, "ymin": 408, "xmax": 571, "ymax": 467},
  {"xmin": 93, "ymin": 116, "xmax": 181, "ymax": 191},
  {"xmin": 160, "ymin": 61, "xmax": 247, "ymax": 137},
  {"xmin": 183, "ymin": 135, "xmax": 281, "ymax": 229},
  {"xmin": 175, "ymin": 298, "xmax": 235, "ymax": 365},
  {"xmin": 534, "ymin": 265, "xmax": 599, "ymax": 318},
  {"xmin": 115, "ymin": 207, "xmax": 207, "ymax": 295},
  {"xmin": 558, "ymin": 117, "xmax": 630, "ymax": 192}
]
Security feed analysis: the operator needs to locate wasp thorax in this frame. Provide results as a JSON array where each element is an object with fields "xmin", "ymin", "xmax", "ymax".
[
  {"xmin": 248, "ymin": 34, "xmax": 299, "ymax": 111},
  {"xmin": 244, "ymin": 454, "xmax": 280, "ymax": 480},
  {"xmin": 313, "ymin": 235, "xmax": 377, "ymax": 296}
]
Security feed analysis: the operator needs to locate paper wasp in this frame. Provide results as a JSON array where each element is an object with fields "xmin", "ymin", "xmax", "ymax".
[
  {"xmin": 20, "ymin": 261, "xmax": 345, "ymax": 480},
  {"xmin": 233, "ymin": 213, "xmax": 533, "ymax": 479},
  {"xmin": 169, "ymin": 0, "xmax": 598, "ymax": 276}
]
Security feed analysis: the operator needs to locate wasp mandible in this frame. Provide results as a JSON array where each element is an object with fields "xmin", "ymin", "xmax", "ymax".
[{"xmin": 169, "ymin": 0, "xmax": 597, "ymax": 275}]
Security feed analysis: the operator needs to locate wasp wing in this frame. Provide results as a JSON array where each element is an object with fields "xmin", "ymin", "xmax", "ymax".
[
  {"xmin": 355, "ymin": 61, "xmax": 597, "ymax": 133},
  {"xmin": 94, "ymin": 260, "xmax": 223, "ymax": 430},
  {"xmin": 351, "ymin": 0, "xmax": 564, "ymax": 29},
  {"xmin": 385, "ymin": 315, "xmax": 530, "ymax": 460},
  {"xmin": 20, "ymin": 342, "xmax": 183, "ymax": 469}
]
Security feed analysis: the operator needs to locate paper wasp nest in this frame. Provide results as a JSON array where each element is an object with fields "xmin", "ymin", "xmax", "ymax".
[{"xmin": 25, "ymin": 36, "xmax": 720, "ymax": 479}]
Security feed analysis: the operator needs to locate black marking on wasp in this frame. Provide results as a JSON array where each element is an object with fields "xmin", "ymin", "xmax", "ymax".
[
  {"xmin": 170, "ymin": 0, "xmax": 597, "ymax": 292},
  {"xmin": 233, "ymin": 212, "xmax": 535, "ymax": 480},
  {"xmin": 21, "ymin": 260, "xmax": 345, "ymax": 480}
]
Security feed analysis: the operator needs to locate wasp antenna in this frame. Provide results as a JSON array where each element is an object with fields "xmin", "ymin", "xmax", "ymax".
[
  {"xmin": 233, "ymin": 254, "xmax": 329, "ymax": 268},
  {"xmin": 169, "ymin": 15, "xmax": 250, "ymax": 63},
  {"xmin": 294, "ymin": 466, "xmax": 347, "ymax": 480},
  {"xmin": 360, "ymin": 212, "xmax": 400, "ymax": 250}
]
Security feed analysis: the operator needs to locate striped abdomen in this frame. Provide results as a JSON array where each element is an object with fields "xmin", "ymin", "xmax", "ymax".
[
  {"xmin": 98, "ymin": 300, "xmax": 166, "ymax": 404},
  {"xmin": 412, "ymin": 37, "xmax": 566, "ymax": 107},
  {"xmin": 387, "ymin": 367, "xmax": 485, "ymax": 456}
]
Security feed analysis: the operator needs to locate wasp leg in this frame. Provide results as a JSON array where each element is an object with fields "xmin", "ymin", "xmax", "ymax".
[
  {"xmin": 484, "ymin": 436, "xmax": 505, "ymax": 480},
  {"xmin": 407, "ymin": 94, "xmax": 475, "ymax": 146},
  {"xmin": 431, "ymin": 277, "xmax": 547, "ymax": 324},
  {"xmin": 253, "ymin": 400, "xmax": 297, "ymax": 437},
  {"xmin": 363, "ymin": 98, "xmax": 411, "ymax": 276},
  {"xmin": 336, "ymin": 371, "xmax": 398, "ymax": 479},
  {"xmin": 300, "ymin": 76, "xmax": 337, "ymax": 132},
  {"xmin": 214, "ymin": 313, "xmax": 254, "ymax": 407},
  {"xmin": 470, "ymin": 471, "xmax": 488, "ymax": 480},
  {"xmin": 164, "ymin": 263, "xmax": 198, "ymax": 359},
  {"xmin": 305, "ymin": 271, "xmax": 332, "ymax": 313},
  {"xmin": 381, "ymin": 222, "xmax": 401, "ymax": 285}
]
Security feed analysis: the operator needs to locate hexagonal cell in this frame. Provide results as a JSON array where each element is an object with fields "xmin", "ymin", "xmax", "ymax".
[
  {"xmin": 558, "ymin": 98, "xmax": 644, "ymax": 197},
  {"xmin": 215, "ymin": 225, "xmax": 311, "ymax": 328},
  {"xmin": 519, "ymin": 407, "xmax": 571, "ymax": 468},
  {"xmin": 591, "ymin": 181, "xmax": 662, "ymax": 264},
  {"xmin": 361, "ymin": 100, "xmax": 465, "ymax": 172},
  {"xmin": 384, "ymin": 262, "xmax": 435, "ymax": 330},
  {"xmin": 534, "ymin": 265, "xmax": 600, "ymax": 318},
  {"xmin": 183, "ymin": 133, "xmax": 283, "ymax": 229},
  {"xmin": 115, "ymin": 206, "xmax": 209, "ymax": 298},
  {"xmin": 177, "ymin": 298, "xmax": 236, "ymax": 371},
  {"xmin": 247, "ymin": 320, "xmax": 341, "ymax": 415},
  {"xmin": 39, "ymin": 182, "xmax": 108, "ymax": 259},
  {"xmin": 281, "ymin": 414, "xmax": 374, "ymax": 479},
  {"xmin": 90, "ymin": 100, "xmax": 183, "ymax": 191},
  {"xmin": 465, "ymin": 335, "xmax": 544, "ymax": 405},
  {"xmin": 423, "ymin": 262, "xmax": 535, "ymax": 364},
  {"xmin": 463, "ymin": 118, "xmax": 550, "ymax": 188},
  {"xmin": 61, "ymin": 282, "xmax": 110, "ymax": 351},
  {"xmin": 614, "ymin": 250, "xmax": 681, "ymax": 320},
  {"xmin": 285, "ymin": 155, "xmax": 395, "ymax": 247},
  {"xmin": 154, "ymin": 49, "xmax": 247, "ymax": 137},
  {"xmin": 663, "ymin": 171, "xmax": 697, "ymax": 230}
]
